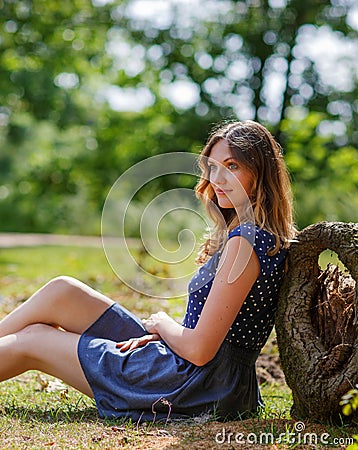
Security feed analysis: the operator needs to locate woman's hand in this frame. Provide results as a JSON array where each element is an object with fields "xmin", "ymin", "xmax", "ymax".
[
  {"xmin": 116, "ymin": 333, "xmax": 160, "ymax": 352},
  {"xmin": 141, "ymin": 311, "xmax": 174, "ymax": 334}
]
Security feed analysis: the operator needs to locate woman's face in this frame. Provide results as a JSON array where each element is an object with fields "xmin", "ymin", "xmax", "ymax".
[{"xmin": 207, "ymin": 139, "xmax": 253, "ymax": 209}]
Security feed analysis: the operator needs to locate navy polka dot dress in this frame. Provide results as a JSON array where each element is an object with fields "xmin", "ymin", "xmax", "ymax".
[{"xmin": 78, "ymin": 223, "xmax": 287, "ymax": 422}]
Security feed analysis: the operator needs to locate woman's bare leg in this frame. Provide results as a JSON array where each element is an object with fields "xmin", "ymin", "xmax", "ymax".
[
  {"xmin": 0, "ymin": 323, "xmax": 93, "ymax": 397},
  {"xmin": 0, "ymin": 276, "xmax": 114, "ymax": 337}
]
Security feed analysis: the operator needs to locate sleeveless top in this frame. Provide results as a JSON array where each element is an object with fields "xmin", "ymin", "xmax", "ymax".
[{"xmin": 182, "ymin": 223, "xmax": 287, "ymax": 351}]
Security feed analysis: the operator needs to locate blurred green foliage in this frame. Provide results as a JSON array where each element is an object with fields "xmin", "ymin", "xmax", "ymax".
[
  {"xmin": 0, "ymin": 0, "xmax": 357, "ymax": 234},
  {"xmin": 282, "ymin": 111, "xmax": 358, "ymax": 226}
]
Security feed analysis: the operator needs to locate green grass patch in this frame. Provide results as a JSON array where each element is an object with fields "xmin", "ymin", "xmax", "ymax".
[
  {"xmin": 0, "ymin": 245, "xmax": 188, "ymax": 321},
  {"xmin": 319, "ymin": 249, "xmax": 348, "ymax": 271}
]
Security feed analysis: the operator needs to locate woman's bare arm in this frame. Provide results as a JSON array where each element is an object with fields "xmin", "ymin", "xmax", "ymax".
[{"xmin": 143, "ymin": 236, "xmax": 260, "ymax": 366}]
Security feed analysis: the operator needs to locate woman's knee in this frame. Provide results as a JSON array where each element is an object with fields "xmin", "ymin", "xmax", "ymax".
[
  {"xmin": 16, "ymin": 324, "xmax": 58, "ymax": 359},
  {"xmin": 42, "ymin": 276, "xmax": 83, "ymax": 303},
  {"xmin": 8, "ymin": 324, "xmax": 46, "ymax": 364},
  {"xmin": 19, "ymin": 323, "xmax": 51, "ymax": 335},
  {"xmin": 45, "ymin": 276, "xmax": 81, "ymax": 293}
]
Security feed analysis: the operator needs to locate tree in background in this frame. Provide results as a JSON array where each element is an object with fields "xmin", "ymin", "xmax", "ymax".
[{"xmin": 0, "ymin": 0, "xmax": 357, "ymax": 234}]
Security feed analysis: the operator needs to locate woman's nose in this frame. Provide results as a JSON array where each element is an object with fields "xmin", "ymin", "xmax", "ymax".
[{"xmin": 211, "ymin": 166, "xmax": 226, "ymax": 185}]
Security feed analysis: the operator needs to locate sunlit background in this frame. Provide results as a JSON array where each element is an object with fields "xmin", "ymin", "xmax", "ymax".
[{"xmin": 0, "ymin": 0, "xmax": 357, "ymax": 236}]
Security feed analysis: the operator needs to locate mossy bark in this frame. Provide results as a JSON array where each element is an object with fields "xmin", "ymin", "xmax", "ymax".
[{"xmin": 275, "ymin": 222, "xmax": 358, "ymax": 422}]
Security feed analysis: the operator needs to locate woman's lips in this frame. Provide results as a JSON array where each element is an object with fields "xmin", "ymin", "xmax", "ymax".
[{"xmin": 216, "ymin": 189, "xmax": 232, "ymax": 195}]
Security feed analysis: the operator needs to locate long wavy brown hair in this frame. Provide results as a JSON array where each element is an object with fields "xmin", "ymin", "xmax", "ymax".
[{"xmin": 195, "ymin": 120, "xmax": 297, "ymax": 264}]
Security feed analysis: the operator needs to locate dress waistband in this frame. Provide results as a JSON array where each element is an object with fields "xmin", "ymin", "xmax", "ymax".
[{"xmin": 219, "ymin": 341, "xmax": 260, "ymax": 366}]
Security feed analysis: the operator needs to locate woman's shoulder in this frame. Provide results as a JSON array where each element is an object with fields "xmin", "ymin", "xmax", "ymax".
[
  {"xmin": 227, "ymin": 223, "xmax": 284, "ymax": 258},
  {"xmin": 228, "ymin": 222, "xmax": 271, "ymax": 242}
]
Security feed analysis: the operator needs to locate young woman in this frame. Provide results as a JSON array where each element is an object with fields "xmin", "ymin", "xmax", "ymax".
[{"xmin": 0, "ymin": 121, "xmax": 296, "ymax": 421}]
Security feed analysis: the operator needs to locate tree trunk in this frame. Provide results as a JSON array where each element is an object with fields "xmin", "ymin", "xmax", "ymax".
[{"xmin": 275, "ymin": 221, "xmax": 358, "ymax": 423}]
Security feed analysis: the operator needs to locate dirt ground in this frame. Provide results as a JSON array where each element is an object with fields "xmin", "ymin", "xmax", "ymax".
[{"xmin": 0, "ymin": 232, "xmax": 105, "ymax": 248}]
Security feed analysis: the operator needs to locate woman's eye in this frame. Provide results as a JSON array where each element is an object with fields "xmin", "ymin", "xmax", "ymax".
[{"xmin": 228, "ymin": 162, "xmax": 238, "ymax": 170}]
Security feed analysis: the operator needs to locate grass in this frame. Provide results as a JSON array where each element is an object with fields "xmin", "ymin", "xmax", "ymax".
[{"xmin": 0, "ymin": 244, "xmax": 356, "ymax": 449}]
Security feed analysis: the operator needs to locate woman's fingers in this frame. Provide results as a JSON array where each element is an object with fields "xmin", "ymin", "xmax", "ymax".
[
  {"xmin": 116, "ymin": 336, "xmax": 148, "ymax": 352},
  {"xmin": 116, "ymin": 334, "xmax": 161, "ymax": 352},
  {"xmin": 115, "ymin": 340, "xmax": 132, "ymax": 351}
]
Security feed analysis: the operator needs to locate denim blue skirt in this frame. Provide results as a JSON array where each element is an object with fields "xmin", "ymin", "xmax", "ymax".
[{"xmin": 77, "ymin": 303, "xmax": 262, "ymax": 421}]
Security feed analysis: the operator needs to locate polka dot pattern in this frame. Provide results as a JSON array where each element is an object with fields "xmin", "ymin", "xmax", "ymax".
[{"xmin": 182, "ymin": 223, "xmax": 287, "ymax": 351}]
